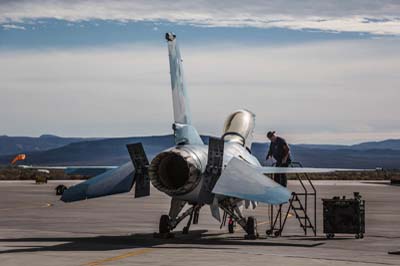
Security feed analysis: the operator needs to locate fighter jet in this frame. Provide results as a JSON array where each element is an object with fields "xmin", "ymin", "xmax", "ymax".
[{"xmin": 60, "ymin": 33, "xmax": 366, "ymax": 237}]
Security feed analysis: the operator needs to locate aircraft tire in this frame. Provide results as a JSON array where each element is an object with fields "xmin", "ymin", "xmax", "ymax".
[
  {"xmin": 55, "ymin": 184, "xmax": 67, "ymax": 196},
  {"xmin": 182, "ymin": 226, "xmax": 189, "ymax": 234},
  {"xmin": 245, "ymin": 216, "xmax": 257, "ymax": 237},
  {"xmin": 228, "ymin": 221, "xmax": 235, "ymax": 234},
  {"xmin": 159, "ymin": 215, "xmax": 171, "ymax": 234}
]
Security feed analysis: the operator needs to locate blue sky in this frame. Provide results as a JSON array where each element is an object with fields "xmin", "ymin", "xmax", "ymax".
[
  {"xmin": 1, "ymin": 19, "xmax": 373, "ymax": 49},
  {"xmin": 1, "ymin": 1, "xmax": 399, "ymax": 144}
]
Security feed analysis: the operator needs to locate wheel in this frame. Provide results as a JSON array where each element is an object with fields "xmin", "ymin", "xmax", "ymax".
[
  {"xmin": 356, "ymin": 233, "xmax": 364, "ymax": 239},
  {"xmin": 228, "ymin": 220, "xmax": 235, "ymax": 234},
  {"xmin": 228, "ymin": 217, "xmax": 235, "ymax": 234},
  {"xmin": 182, "ymin": 226, "xmax": 189, "ymax": 234},
  {"xmin": 266, "ymin": 229, "xmax": 272, "ymax": 236},
  {"xmin": 326, "ymin": 233, "xmax": 334, "ymax": 239},
  {"xmin": 360, "ymin": 233, "xmax": 364, "ymax": 239},
  {"xmin": 274, "ymin": 230, "xmax": 281, "ymax": 237},
  {"xmin": 55, "ymin": 185, "xmax": 67, "ymax": 195},
  {"xmin": 159, "ymin": 215, "xmax": 171, "ymax": 234},
  {"xmin": 245, "ymin": 216, "xmax": 257, "ymax": 237}
]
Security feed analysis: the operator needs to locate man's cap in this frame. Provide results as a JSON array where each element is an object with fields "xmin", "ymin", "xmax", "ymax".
[{"xmin": 267, "ymin": 131, "xmax": 276, "ymax": 138}]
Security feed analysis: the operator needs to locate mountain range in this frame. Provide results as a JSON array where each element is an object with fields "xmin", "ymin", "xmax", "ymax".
[
  {"xmin": 0, "ymin": 135, "xmax": 399, "ymax": 169},
  {"xmin": 0, "ymin": 134, "xmax": 91, "ymax": 156}
]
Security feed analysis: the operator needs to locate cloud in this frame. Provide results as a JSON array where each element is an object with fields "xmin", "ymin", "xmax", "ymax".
[
  {"xmin": 1, "ymin": 0, "xmax": 400, "ymax": 35},
  {"xmin": 2, "ymin": 24, "xmax": 26, "ymax": 30},
  {"xmin": 0, "ymin": 40, "xmax": 399, "ymax": 143}
]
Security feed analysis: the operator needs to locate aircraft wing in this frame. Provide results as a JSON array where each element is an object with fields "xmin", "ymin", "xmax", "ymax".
[
  {"xmin": 212, "ymin": 157, "xmax": 291, "ymax": 205},
  {"xmin": 255, "ymin": 166, "xmax": 374, "ymax": 174},
  {"xmin": 212, "ymin": 157, "xmax": 374, "ymax": 205},
  {"xmin": 61, "ymin": 162, "xmax": 135, "ymax": 202}
]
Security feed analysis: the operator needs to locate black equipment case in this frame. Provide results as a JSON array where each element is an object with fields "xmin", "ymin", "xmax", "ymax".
[{"xmin": 322, "ymin": 192, "xmax": 365, "ymax": 239}]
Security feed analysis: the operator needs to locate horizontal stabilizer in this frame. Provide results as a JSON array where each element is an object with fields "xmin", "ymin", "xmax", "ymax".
[
  {"xmin": 19, "ymin": 165, "xmax": 117, "ymax": 177},
  {"xmin": 64, "ymin": 166, "xmax": 117, "ymax": 176},
  {"xmin": 212, "ymin": 157, "xmax": 291, "ymax": 205},
  {"xmin": 61, "ymin": 162, "xmax": 134, "ymax": 202}
]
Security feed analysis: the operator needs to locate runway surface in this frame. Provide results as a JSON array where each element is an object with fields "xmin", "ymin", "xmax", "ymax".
[{"xmin": 0, "ymin": 180, "xmax": 399, "ymax": 266}]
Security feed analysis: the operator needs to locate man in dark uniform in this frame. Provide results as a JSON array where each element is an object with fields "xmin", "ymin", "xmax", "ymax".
[{"xmin": 266, "ymin": 131, "xmax": 291, "ymax": 187}]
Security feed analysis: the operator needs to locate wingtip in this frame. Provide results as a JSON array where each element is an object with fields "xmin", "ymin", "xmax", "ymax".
[{"xmin": 60, "ymin": 184, "xmax": 88, "ymax": 203}]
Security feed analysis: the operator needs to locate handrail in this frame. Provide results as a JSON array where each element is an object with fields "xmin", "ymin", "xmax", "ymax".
[
  {"xmin": 267, "ymin": 161, "xmax": 317, "ymax": 236},
  {"xmin": 289, "ymin": 161, "xmax": 317, "ymax": 236}
]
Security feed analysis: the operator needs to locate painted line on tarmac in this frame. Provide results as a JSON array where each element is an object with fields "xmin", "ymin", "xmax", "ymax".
[
  {"xmin": 236, "ymin": 220, "xmax": 269, "ymax": 232},
  {"xmin": 84, "ymin": 248, "xmax": 154, "ymax": 266},
  {"xmin": 0, "ymin": 202, "xmax": 53, "ymax": 211},
  {"xmin": 236, "ymin": 216, "xmax": 292, "ymax": 232}
]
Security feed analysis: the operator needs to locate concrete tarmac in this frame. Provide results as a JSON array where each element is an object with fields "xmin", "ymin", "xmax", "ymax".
[{"xmin": 0, "ymin": 180, "xmax": 399, "ymax": 266}]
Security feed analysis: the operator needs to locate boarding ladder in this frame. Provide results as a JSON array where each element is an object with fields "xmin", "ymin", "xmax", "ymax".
[{"xmin": 266, "ymin": 162, "xmax": 317, "ymax": 237}]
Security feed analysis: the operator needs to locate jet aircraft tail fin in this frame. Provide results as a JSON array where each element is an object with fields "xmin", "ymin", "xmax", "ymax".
[{"xmin": 166, "ymin": 32, "xmax": 203, "ymax": 145}]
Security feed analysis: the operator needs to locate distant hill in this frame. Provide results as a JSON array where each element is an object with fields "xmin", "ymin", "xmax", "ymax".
[
  {"xmin": 0, "ymin": 135, "xmax": 399, "ymax": 169},
  {"xmin": 0, "ymin": 134, "xmax": 91, "ymax": 156},
  {"xmin": 350, "ymin": 139, "xmax": 400, "ymax": 150},
  {"xmin": 0, "ymin": 135, "xmax": 177, "ymax": 166},
  {"xmin": 297, "ymin": 139, "xmax": 400, "ymax": 151},
  {"xmin": 253, "ymin": 144, "xmax": 400, "ymax": 169},
  {"xmin": 295, "ymin": 144, "xmax": 349, "ymax": 150},
  {"xmin": 252, "ymin": 143, "xmax": 400, "ymax": 169}
]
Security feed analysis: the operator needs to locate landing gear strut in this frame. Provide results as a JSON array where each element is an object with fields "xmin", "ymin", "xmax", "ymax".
[{"xmin": 182, "ymin": 205, "xmax": 200, "ymax": 234}]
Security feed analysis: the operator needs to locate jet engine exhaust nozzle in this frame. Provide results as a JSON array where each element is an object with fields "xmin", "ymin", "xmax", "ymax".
[{"xmin": 149, "ymin": 149, "xmax": 201, "ymax": 196}]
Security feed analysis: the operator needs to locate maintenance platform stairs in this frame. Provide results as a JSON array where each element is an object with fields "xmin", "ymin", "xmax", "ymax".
[{"xmin": 266, "ymin": 162, "xmax": 317, "ymax": 237}]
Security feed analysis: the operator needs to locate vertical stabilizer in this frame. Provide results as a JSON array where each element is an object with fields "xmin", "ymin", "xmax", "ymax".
[
  {"xmin": 166, "ymin": 32, "xmax": 192, "ymax": 124},
  {"xmin": 166, "ymin": 32, "xmax": 203, "ymax": 145}
]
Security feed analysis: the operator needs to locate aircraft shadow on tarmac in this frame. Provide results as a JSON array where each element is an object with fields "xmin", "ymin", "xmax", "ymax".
[{"xmin": 0, "ymin": 230, "xmax": 324, "ymax": 254}]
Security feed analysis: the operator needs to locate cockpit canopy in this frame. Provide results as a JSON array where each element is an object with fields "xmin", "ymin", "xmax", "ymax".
[{"xmin": 222, "ymin": 109, "xmax": 255, "ymax": 150}]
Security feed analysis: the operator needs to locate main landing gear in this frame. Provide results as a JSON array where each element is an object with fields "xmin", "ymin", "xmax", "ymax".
[
  {"xmin": 155, "ymin": 204, "xmax": 201, "ymax": 238},
  {"xmin": 220, "ymin": 199, "xmax": 259, "ymax": 239},
  {"xmin": 156, "ymin": 198, "xmax": 259, "ymax": 240}
]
